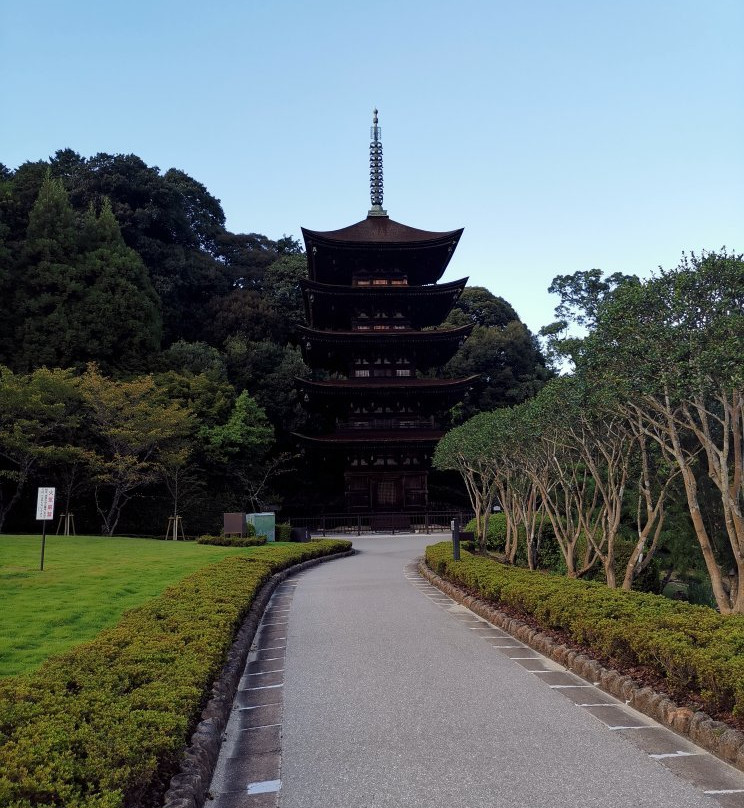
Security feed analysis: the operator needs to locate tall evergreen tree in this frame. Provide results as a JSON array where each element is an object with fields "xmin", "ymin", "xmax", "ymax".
[
  {"xmin": 13, "ymin": 173, "xmax": 80, "ymax": 370},
  {"xmin": 69, "ymin": 199, "xmax": 161, "ymax": 373}
]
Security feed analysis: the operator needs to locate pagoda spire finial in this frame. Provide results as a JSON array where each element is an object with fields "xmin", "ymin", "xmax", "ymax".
[{"xmin": 368, "ymin": 107, "xmax": 388, "ymax": 217}]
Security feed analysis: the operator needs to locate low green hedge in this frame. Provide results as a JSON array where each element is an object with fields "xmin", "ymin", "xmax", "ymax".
[
  {"xmin": 197, "ymin": 534, "xmax": 267, "ymax": 546},
  {"xmin": 0, "ymin": 539, "xmax": 351, "ymax": 808},
  {"xmin": 275, "ymin": 522, "xmax": 292, "ymax": 541},
  {"xmin": 426, "ymin": 542, "xmax": 744, "ymax": 717}
]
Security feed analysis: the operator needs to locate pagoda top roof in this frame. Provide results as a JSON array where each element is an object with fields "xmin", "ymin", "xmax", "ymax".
[
  {"xmin": 301, "ymin": 216, "xmax": 463, "ymax": 285},
  {"xmin": 302, "ymin": 216, "xmax": 462, "ymax": 246}
]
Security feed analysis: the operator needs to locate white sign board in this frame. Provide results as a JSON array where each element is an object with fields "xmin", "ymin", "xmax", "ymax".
[{"xmin": 36, "ymin": 487, "xmax": 55, "ymax": 521}]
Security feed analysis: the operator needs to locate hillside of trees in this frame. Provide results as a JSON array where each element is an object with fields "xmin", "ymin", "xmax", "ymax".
[{"xmin": 0, "ymin": 150, "xmax": 550, "ymax": 534}]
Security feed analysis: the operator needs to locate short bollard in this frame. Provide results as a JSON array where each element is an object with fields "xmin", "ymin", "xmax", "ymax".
[{"xmin": 451, "ymin": 516, "xmax": 461, "ymax": 561}]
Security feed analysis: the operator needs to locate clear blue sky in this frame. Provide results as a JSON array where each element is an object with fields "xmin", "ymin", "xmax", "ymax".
[{"xmin": 2, "ymin": 0, "xmax": 742, "ymax": 335}]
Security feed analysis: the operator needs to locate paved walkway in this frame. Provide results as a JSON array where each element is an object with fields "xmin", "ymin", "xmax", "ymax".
[{"xmin": 209, "ymin": 534, "xmax": 744, "ymax": 808}]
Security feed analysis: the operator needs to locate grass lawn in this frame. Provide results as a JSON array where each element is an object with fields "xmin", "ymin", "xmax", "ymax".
[{"xmin": 0, "ymin": 533, "xmax": 264, "ymax": 677}]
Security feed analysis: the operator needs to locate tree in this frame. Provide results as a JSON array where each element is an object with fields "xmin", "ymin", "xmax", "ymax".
[
  {"xmin": 263, "ymin": 253, "xmax": 308, "ymax": 333},
  {"xmin": 224, "ymin": 338, "xmax": 308, "ymax": 438},
  {"xmin": 540, "ymin": 269, "xmax": 638, "ymax": 368},
  {"xmin": 434, "ymin": 412, "xmax": 501, "ymax": 552},
  {"xmin": 78, "ymin": 365, "xmax": 193, "ymax": 535},
  {"xmin": 442, "ymin": 321, "xmax": 550, "ymax": 418},
  {"xmin": 445, "ymin": 286, "xmax": 521, "ymax": 329},
  {"xmin": 13, "ymin": 173, "xmax": 80, "ymax": 370},
  {"xmin": 13, "ymin": 179, "xmax": 161, "ymax": 373},
  {"xmin": 585, "ymin": 251, "xmax": 744, "ymax": 612},
  {"xmin": 68, "ymin": 199, "xmax": 161, "ymax": 373},
  {"xmin": 0, "ymin": 366, "xmax": 80, "ymax": 531}
]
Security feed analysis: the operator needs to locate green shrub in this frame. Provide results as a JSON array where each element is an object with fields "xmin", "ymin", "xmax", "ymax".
[
  {"xmin": 0, "ymin": 539, "xmax": 351, "ymax": 808},
  {"xmin": 275, "ymin": 522, "xmax": 292, "ymax": 541},
  {"xmin": 197, "ymin": 534, "xmax": 266, "ymax": 547},
  {"xmin": 425, "ymin": 541, "xmax": 744, "ymax": 717}
]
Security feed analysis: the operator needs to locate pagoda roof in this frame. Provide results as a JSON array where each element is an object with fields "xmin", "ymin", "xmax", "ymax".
[
  {"xmin": 298, "ymin": 323, "xmax": 472, "ymax": 347},
  {"xmin": 295, "ymin": 376, "xmax": 479, "ymax": 394},
  {"xmin": 294, "ymin": 429, "xmax": 444, "ymax": 450},
  {"xmin": 298, "ymin": 324, "xmax": 473, "ymax": 371},
  {"xmin": 303, "ymin": 216, "xmax": 462, "ymax": 245},
  {"xmin": 301, "ymin": 216, "xmax": 463, "ymax": 286},
  {"xmin": 300, "ymin": 277, "xmax": 467, "ymax": 330}
]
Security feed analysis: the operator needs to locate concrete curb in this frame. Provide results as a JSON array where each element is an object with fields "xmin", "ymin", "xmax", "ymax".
[
  {"xmin": 162, "ymin": 548, "xmax": 355, "ymax": 808},
  {"xmin": 418, "ymin": 559, "xmax": 744, "ymax": 774}
]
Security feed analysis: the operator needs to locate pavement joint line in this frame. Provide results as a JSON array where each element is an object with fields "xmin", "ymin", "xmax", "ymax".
[
  {"xmin": 253, "ymin": 656, "xmax": 284, "ymax": 662},
  {"xmin": 578, "ymin": 703, "xmax": 620, "ymax": 707},
  {"xmin": 527, "ymin": 669, "xmax": 554, "ymax": 673},
  {"xmin": 245, "ymin": 684, "xmax": 283, "ymax": 691},
  {"xmin": 607, "ymin": 725, "xmax": 656, "ymax": 730},
  {"xmin": 246, "ymin": 779, "xmax": 282, "ymax": 795},
  {"xmin": 257, "ymin": 645, "xmax": 286, "ymax": 651},
  {"xmin": 510, "ymin": 657, "xmax": 541, "ymax": 660},
  {"xmin": 248, "ymin": 670, "xmax": 284, "ymax": 675},
  {"xmin": 261, "ymin": 621, "xmax": 289, "ymax": 626},
  {"xmin": 237, "ymin": 702, "xmax": 282, "ymax": 711},
  {"xmin": 550, "ymin": 684, "xmax": 595, "ymax": 689},
  {"xmin": 704, "ymin": 790, "xmax": 744, "ymax": 795},
  {"xmin": 492, "ymin": 644, "xmax": 526, "ymax": 648},
  {"xmin": 649, "ymin": 752, "xmax": 700, "ymax": 759},
  {"xmin": 241, "ymin": 723, "xmax": 282, "ymax": 730}
]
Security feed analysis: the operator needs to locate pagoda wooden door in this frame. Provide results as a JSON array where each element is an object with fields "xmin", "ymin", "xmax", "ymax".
[{"xmin": 372, "ymin": 476, "xmax": 403, "ymax": 511}]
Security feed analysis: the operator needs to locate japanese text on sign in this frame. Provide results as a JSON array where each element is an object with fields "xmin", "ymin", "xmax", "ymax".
[{"xmin": 36, "ymin": 487, "xmax": 55, "ymax": 521}]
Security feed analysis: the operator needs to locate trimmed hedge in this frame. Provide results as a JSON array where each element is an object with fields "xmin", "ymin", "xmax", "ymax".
[
  {"xmin": 275, "ymin": 522, "xmax": 292, "ymax": 541},
  {"xmin": 0, "ymin": 539, "xmax": 351, "ymax": 808},
  {"xmin": 425, "ymin": 542, "xmax": 744, "ymax": 717},
  {"xmin": 197, "ymin": 534, "xmax": 266, "ymax": 547}
]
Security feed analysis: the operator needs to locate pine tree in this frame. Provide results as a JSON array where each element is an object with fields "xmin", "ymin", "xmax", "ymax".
[{"xmin": 13, "ymin": 173, "xmax": 80, "ymax": 370}]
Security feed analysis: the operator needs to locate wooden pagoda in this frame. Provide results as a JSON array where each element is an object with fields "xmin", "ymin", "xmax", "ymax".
[{"xmin": 295, "ymin": 111, "xmax": 477, "ymax": 513}]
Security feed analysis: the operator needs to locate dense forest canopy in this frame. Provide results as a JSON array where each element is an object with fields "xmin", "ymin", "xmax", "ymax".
[{"xmin": 0, "ymin": 150, "xmax": 549, "ymax": 533}]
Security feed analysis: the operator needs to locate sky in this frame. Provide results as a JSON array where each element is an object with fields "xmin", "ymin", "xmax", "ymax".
[{"xmin": 2, "ymin": 0, "xmax": 742, "ymax": 336}]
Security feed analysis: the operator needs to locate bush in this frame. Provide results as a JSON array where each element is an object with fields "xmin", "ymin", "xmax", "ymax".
[
  {"xmin": 275, "ymin": 522, "xmax": 292, "ymax": 541},
  {"xmin": 425, "ymin": 541, "xmax": 744, "ymax": 718},
  {"xmin": 197, "ymin": 534, "xmax": 266, "ymax": 547},
  {"xmin": 465, "ymin": 514, "xmax": 562, "ymax": 571},
  {"xmin": 0, "ymin": 539, "xmax": 351, "ymax": 808}
]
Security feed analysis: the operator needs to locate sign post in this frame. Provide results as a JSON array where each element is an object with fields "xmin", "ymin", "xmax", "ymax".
[
  {"xmin": 451, "ymin": 515, "xmax": 461, "ymax": 561},
  {"xmin": 36, "ymin": 487, "xmax": 55, "ymax": 571}
]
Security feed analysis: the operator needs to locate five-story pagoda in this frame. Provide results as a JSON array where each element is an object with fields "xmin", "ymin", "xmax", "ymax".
[{"xmin": 295, "ymin": 111, "xmax": 477, "ymax": 514}]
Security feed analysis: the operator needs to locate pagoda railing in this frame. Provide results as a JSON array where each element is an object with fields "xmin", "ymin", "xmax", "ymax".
[
  {"xmin": 337, "ymin": 417, "xmax": 435, "ymax": 431},
  {"xmin": 285, "ymin": 509, "xmax": 473, "ymax": 536}
]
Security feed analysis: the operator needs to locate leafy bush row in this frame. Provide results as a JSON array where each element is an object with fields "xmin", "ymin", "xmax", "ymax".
[
  {"xmin": 0, "ymin": 539, "xmax": 351, "ymax": 808},
  {"xmin": 425, "ymin": 542, "xmax": 744, "ymax": 716},
  {"xmin": 197, "ymin": 534, "xmax": 266, "ymax": 546},
  {"xmin": 275, "ymin": 522, "xmax": 292, "ymax": 541}
]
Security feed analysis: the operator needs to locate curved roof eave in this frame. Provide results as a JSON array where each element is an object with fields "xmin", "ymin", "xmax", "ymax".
[{"xmin": 302, "ymin": 217, "xmax": 463, "ymax": 248}]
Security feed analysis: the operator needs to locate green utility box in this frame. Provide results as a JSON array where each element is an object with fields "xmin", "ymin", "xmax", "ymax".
[{"xmin": 247, "ymin": 512, "xmax": 275, "ymax": 542}]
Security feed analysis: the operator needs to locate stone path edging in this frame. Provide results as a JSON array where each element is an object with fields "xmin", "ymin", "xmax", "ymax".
[
  {"xmin": 162, "ymin": 549, "xmax": 355, "ymax": 808},
  {"xmin": 418, "ymin": 559, "xmax": 744, "ymax": 774}
]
